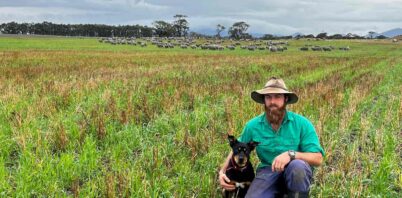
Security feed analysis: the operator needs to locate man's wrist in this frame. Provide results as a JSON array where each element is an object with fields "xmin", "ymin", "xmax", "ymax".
[
  {"xmin": 288, "ymin": 150, "xmax": 296, "ymax": 160},
  {"xmin": 219, "ymin": 170, "xmax": 225, "ymax": 175}
]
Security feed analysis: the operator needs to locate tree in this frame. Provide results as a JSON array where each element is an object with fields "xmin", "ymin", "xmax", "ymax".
[
  {"xmin": 152, "ymin": 20, "xmax": 175, "ymax": 37},
  {"xmin": 304, "ymin": 34, "xmax": 315, "ymax": 38},
  {"xmin": 368, "ymin": 31, "xmax": 376, "ymax": 39},
  {"xmin": 173, "ymin": 14, "xmax": 189, "ymax": 37},
  {"xmin": 316, "ymin": 32, "xmax": 327, "ymax": 39},
  {"xmin": 328, "ymin": 34, "xmax": 343, "ymax": 39},
  {"xmin": 216, "ymin": 24, "xmax": 225, "ymax": 38},
  {"xmin": 261, "ymin": 34, "xmax": 276, "ymax": 40},
  {"xmin": 228, "ymin": 21, "xmax": 250, "ymax": 39}
]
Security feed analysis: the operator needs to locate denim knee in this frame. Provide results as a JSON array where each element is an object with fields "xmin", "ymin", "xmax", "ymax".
[{"xmin": 284, "ymin": 160, "xmax": 312, "ymax": 192}]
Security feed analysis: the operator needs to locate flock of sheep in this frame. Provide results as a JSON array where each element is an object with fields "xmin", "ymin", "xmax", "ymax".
[
  {"xmin": 98, "ymin": 37, "xmax": 351, "ymax": 52},
  {"xmin": 299, "ymin": 45, "xmax": 350, "ymax": 51}
]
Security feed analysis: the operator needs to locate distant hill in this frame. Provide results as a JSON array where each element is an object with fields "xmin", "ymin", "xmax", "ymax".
[
  {"xmin": 193, "ymin": 27, "xmax": 402, "ymax": 39},
  {"xmin": 381, "ymin": 28, "xmax": 402, "ymax": 38}
]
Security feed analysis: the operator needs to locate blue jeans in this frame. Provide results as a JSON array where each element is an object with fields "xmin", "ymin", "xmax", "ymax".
[{"xmin": 245, "ymin": 160, "xmax": 312, "ymax": 198}]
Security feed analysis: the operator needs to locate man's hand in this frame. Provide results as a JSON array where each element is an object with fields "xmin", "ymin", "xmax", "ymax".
[
  {"xmin": 271, "ymin": 151, "xmax": 291, "ymax": 172},
  {"xmin": 219, "ymin": 172, "xmax": 236, "ymax": 191}
]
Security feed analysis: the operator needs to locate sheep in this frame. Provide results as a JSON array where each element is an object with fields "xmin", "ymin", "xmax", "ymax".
[
  {"xmin": 311, "ymin": 46, "xmax": 322, "ymax": 51},
  {"xmin": 226, "ymin": 45, "xmax": 236, "ymax": 50},
  {"xmin": 339, "ymin": 46, "xmax": 350, "ymax": 51},
  {"xmin": 248, "ymin": 45, "xmax": 256, "ymax": 51},
  {"xmin": 300, "ymin": 47, "xmax": 309, "ymax": 51},
  {"xmin": 322, "ymin": 46, "xmax": 332, "ymax": 51}
]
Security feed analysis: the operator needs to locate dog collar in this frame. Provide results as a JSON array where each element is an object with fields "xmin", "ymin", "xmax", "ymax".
[{"xmin": 230, "ymin": 157, "xmax": 248, "ymax": 172}]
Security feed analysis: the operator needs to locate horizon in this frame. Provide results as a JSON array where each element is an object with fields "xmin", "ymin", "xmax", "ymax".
[{"xmin": 1, "ymin": 21, "xmax": 400, "ymax": 37}]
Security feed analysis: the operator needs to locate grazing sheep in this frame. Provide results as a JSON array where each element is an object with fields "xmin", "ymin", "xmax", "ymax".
[
  {"xmin": 157, "ymin": 43, "xmax": 165, "ymax": 48},
  {"xmin": 339, "ymin": 46, "xmax": 350, "ymax": 51},
  {"xmin": 248, "ymin": 45, "xmax": 256, "ymax": 51},
  {"xmin": 300, "ymin": 47, "xmax": 309, "ymax": 51},
  {"xmin": 322, "ymin": 46, "xmax": 332, "ymax": 51},
  {"xmin": 226, "ymin": 45, "xmax": 236, "ymax": 50},
  {"xmin": 311, "ymin": 46, "xmax": 322, "ymax": 51}
]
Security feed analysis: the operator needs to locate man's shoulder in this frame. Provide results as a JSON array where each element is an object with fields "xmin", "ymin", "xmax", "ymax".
[
  {"xmin": 287, "ymin": 111, "xmax": 313, "ymax": 124},
  {"xmin": 245, "ymin": 113, "xmax": 264, "ymax": 127}
]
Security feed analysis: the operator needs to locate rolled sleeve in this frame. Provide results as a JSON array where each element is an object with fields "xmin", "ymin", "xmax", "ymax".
[{"xmin": 300, "ymin": 120, "xmax": 325, "ymax": 156}]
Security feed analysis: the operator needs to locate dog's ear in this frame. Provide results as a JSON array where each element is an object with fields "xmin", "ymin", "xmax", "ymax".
[
  {"xmin": 228, "ymin": 134, "xmax": 238, "ymax": 147},
  {"xmin": 248, "ymin": 141, "xmax": 260, "ymax": 151}
]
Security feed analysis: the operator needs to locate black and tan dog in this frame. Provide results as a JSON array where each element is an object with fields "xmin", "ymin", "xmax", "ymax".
[{"xmin": 223, "ymin": 135, "xmax": 259, "ymax": 198}]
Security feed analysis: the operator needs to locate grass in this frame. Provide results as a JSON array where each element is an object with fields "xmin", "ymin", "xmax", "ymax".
[{"xmin": 0, "ymin": 36, "xmax": 401, "ymax": 197}]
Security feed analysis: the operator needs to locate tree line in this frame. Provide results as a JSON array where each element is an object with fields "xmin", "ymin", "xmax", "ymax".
[
  {"xmin": 0, "ymin": 21, "xmax": 154, "ymax": 37},
  {"xmin": 0, "ymin": 14, "xmax": 387, "ymax": 40},
  {"xmin": 0, "ymin": 15, "xmax": 253, "ymax": 39}
]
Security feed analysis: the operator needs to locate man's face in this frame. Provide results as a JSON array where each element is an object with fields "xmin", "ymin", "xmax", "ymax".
[
  {"xmin": 264, "ymin": 94, "xmax": 286, "ymax": 125},
  {"xmin": 264, "ymin": 93, "xmax": 286, "ymax": 109}
]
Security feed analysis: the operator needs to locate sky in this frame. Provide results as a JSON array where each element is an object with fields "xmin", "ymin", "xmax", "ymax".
[{"xmin": 1, "ymin": 0, "xmax": 402, "ymax": 36}]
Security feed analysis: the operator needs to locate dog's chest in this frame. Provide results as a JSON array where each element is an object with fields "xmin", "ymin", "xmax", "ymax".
[{"xmin": 226, "ymin": 162, "xmax": 255, "ymax": 182}]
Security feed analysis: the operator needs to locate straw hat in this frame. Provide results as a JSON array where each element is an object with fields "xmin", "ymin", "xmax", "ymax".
[{"xmin": 251, "ymin": 77, "xmax": 298, "ymax": 104}]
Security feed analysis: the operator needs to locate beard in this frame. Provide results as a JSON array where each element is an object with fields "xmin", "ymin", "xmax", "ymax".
[{"xmin": 264, "ymin": 103, "xmax": 286, "ymax": 125}]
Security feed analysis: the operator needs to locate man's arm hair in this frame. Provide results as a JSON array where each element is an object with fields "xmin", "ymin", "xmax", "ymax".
[{"xmin": 295, "ymin": 152, "xmax": 323, "ymax": 166}]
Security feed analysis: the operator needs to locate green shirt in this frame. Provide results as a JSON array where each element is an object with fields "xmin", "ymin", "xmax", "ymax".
[{"xmin": 238, "ymin": 111, "xmax": 325, "ymax": 170}]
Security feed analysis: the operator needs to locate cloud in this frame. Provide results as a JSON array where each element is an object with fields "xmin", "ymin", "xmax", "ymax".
[{"xmin": 0, "ymin": 0, "xmax": 402, "ymax": 35}]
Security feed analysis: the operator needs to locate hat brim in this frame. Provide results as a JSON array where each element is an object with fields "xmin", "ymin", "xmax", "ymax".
[{"xmin": 251, "ymin": 87, "xmax": 298, "ymax": 104}]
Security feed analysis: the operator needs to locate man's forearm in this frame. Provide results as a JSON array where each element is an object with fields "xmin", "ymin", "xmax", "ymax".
[
  {"xmin": 295, "ymin": 152, "xmax": 323, "ymax": 166},
  {"xmin": 219, "ymin": 151, "xmax": 233, "ymax": 174}
]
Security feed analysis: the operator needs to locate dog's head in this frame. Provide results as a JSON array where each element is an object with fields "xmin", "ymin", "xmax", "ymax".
[{"xmin": 228, "ymin": 135, "xmax": 259, "ymax": 167}]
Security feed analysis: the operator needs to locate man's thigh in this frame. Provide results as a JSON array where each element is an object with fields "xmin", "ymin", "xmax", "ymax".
[{"xmin": 245, "ymin": 167, "xmax": 286, "ymax": 198}]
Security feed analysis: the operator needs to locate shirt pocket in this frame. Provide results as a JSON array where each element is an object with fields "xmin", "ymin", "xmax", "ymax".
[
  {"xmin": 281, "ymin": 133, "xmax": 300, "ymax": 151},
  {"xmin": 254, "ymin": 134, "xmax": 279, "ymax": 159},
  {"xmin": 254, "ymin": 133, "xmax": 277, "ymax": 149}
]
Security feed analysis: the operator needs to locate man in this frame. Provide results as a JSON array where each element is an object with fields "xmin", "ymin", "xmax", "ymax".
[{"xmin": 219, "ymin": 77, "xmax": 325, "ymax": 198}]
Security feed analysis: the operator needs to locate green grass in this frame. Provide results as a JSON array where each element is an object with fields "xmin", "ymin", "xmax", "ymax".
[{"xmin": 0, "ymin": 36, "xmax": 401, "ymax": 197}]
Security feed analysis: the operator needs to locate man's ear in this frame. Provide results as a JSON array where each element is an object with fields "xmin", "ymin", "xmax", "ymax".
[
  {"xmin": 248, "ymin": 141, "xmax": 260, "ymax": 151},
  {"xmin": 228, "ymin": 134, "xmax": 237, "ymax": 147}
]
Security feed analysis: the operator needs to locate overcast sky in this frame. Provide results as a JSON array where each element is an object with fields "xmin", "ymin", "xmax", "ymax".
[{"xmin": 1, "ymin": 0, "xmax": 402, "ymax": 35}]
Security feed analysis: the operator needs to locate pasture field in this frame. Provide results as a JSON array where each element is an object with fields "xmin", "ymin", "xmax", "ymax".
[{"xmin": 0, "ymin": 36, "xmax": 401, "ymax": 197}]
